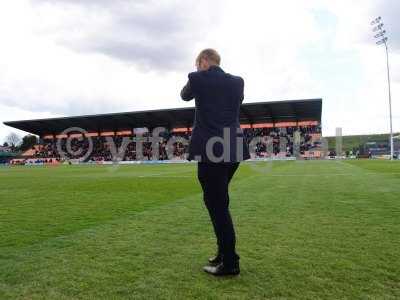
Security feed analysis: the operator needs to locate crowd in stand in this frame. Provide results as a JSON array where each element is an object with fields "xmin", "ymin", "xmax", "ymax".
[
  {"xmin": 33, "ymin": 131, "xmax": 191, "ymax": 162},
  {"xmin": 244, "ymin": 125, "xmax": 321, "ymax": 157},
  {"xmin": 28, "ymin": 125, "xmax": 322, "ymax": 162}
]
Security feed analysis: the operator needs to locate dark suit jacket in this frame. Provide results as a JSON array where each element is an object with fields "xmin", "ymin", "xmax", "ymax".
[{"xmin": 180, "ymin": 65, "xmax": 250, "ymax": 163}]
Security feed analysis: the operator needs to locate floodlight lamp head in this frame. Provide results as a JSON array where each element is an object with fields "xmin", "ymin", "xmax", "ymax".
[
  {"xmin": 373, "ymin": 23, "xmax": 384, "ymax": 32},
  {"xmin": 371, "ymin": 16, "xmax": 382, "ymax": 26},
  {"xmin": 374, "ymin": 30, "xmax": 386, "ymax": 39},
  {"xmin": 376, "ymin": 37, "xmax": 388, "ymax": 45}
]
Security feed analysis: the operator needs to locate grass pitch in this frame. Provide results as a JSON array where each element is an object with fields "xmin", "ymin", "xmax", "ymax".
[{"xmin": 0, "ymin": 160, "xmax": 399, "ymax": 299}]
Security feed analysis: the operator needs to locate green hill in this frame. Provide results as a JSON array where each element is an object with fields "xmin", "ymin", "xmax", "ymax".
[{"xmin": 325, "ymin": 133, "xmax": 400, "ymax": 152}]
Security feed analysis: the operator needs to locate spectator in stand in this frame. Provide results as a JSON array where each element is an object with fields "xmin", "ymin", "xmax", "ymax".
[{"xmin": 33, "ymin": 124, "xmax": 321, "ymax": 161}]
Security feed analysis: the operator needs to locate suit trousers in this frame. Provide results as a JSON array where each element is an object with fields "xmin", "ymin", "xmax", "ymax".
[{"xmin": 197, "ymin": 162, "xmax": 240, "ymax": 266}]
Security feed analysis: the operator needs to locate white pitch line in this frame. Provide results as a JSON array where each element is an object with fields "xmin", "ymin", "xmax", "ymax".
[
  {"xmin": 137, "ymin": 172, "xmax": 400, "ymax": 178},
  {"xmin": 137, "ymin": 175, "xmax": 192, "ymax": 178},
  {"xmin": 137, "ymin": 170, "xmax": 194, "ymax": 178},
  {"xmin": 264, "ymin": 172, "xmax": 400, "ymax": 177}
]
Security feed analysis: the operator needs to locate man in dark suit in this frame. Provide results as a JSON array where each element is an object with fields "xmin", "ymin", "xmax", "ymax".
[{"xmin": 181, "ymin": 49, "xmax": 250, "ymax": 276}]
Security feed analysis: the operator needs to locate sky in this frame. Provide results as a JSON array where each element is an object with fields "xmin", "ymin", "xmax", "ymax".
[{"xmin": 0, "ymin": 0, "xmax": 399, "ymax": 143}]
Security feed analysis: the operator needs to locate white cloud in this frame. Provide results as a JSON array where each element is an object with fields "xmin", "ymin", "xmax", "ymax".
[
  {"xmin": 320, "ymin": 0, "xmax": 400, "ymax": 135},
  {"xmin": 0, "ymin": 103, "xmax": 61, "ymax": 142},
  {"xmin": 0, "ymin": 0, "xmax": 399, "ymax": 143}
]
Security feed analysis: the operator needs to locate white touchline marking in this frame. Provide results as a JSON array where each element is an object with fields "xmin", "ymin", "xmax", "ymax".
[
  {"xmin": 136, "ymin": 172, "xmax": 400, "ymax": 178},
  {"xmin": 137, "ymin": 170, "xmax": 194, "ymax": 178},
  {"xmin": 264, "ymin": 173, "xmax": 400, "ymax": 177},
  {"xmin": 137, "ymin": 175, "xmax": 192, "ymax": 178},
  {"xmin": 132, "ymin": 171, "xmax": 400, "ymax": 178}
]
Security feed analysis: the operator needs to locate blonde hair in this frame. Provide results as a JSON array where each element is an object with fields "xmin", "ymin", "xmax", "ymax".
[{"xmin": 196, "ymin": 48, "xmax": 221, "ymax": 66}]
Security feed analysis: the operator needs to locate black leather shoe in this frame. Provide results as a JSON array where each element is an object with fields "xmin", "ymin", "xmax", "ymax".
[
  {"xmin": 208, "ymin": 254, "xmax": 223, "ymax": 266},
  {"xmin": 203, "ymin": 262, "xmax": 240, "ymax": 276}
]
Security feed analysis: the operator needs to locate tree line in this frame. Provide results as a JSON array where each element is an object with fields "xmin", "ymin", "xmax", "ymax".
[{"xmin": 2, "ymin": 133, "xmax": 38, "ymax": 153}]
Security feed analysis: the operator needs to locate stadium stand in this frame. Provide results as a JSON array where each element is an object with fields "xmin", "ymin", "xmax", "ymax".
[
  {"xmin": 0, "ymin": 146, "xmax": 17, "ymax": 164},
  {"xmin": 3, "ymin": 99, "xmax": 323, "ymax": 164}
]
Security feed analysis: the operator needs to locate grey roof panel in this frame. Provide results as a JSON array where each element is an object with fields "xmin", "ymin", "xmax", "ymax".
[{"xmin": 3, "ymin": 99, "xmax": 322, "ymax": 136}]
